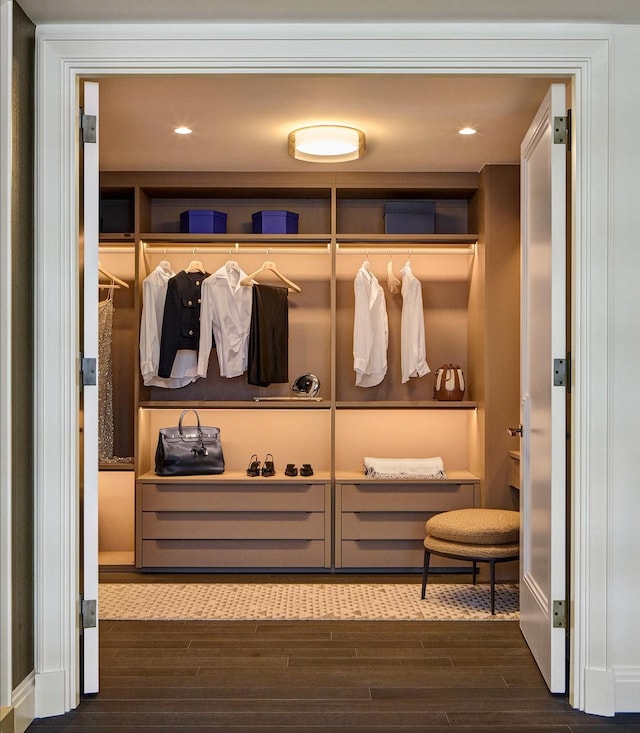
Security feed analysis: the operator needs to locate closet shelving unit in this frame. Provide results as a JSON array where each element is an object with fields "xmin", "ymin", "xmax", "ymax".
[{"xmin": 98, "ymin": 169, "xmax": 520, "ymax": 572}]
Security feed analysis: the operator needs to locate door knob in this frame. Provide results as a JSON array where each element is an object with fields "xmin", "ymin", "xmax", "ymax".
[{"xmin": 507, "ymin": 425, "xmax": 523, "ymax": 437}]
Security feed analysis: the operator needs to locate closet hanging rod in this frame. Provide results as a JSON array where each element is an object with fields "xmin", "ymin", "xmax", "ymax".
[
  {"xmin": 141, "ymin": 241, "xmax": 331, "ymax": 256},
  {"xmin": 336, "ymin": 243, "xmax": 476, "ymax": 256}
]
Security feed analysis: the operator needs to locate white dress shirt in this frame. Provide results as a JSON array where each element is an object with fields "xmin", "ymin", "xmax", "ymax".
[
  {"xmin": 400, "ymin": 261, "xmax": 430, "ymax": 383},
  {"xmin": 139, "ymin": 263, "xmax": 199, "ymax": 388},
  {"xmin": 198, "ymin": 261, "xmax": 253, "ymax": 378},
  {"xmin": 353, "ymin": 261, "xmax": 388, "ymax": 387}
]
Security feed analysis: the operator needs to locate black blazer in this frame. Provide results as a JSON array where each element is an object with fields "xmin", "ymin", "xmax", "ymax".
[{"xmin": 158, "ymin": 270, "xmax": 210, "ymax": 378}]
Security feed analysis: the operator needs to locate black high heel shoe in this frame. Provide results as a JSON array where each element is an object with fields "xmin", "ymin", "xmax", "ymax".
[
  {"xmin": 284, "ymin": 463, "xmax": 298, "ymax": 477},
  {"xmin": 300, "ymin": 463, "xmax": 314, "ymax": 477},
  {"xmin": 262, "ymin": 453, "xmax": 276, "ymax": 477},
  {"xmin": 246, "ymin": 453, "xmax": 261, "ymax": 477}
]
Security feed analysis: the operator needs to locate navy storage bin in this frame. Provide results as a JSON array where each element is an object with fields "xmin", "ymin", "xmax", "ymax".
[
  {"xmin": 252, "ymin": 210, "xmax": 299, "ymax": 234},
  {"xmin": 384, "ymin": 201, "xmax": 436, "ymax": 234},
  {"xmin": 180, "ymin": 209, "xmax": 227, "ymax": 234}
]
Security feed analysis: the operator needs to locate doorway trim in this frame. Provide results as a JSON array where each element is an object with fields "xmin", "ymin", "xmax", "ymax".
[{"xmin": 32, "ymin": 22, "xmax": 611, "ymax": 716}]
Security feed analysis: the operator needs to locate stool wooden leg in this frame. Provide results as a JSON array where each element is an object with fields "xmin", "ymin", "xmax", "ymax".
[
  {"xmin": 421, "ymin": 549, "xmax": 431, "ymax": 599},
  {"xmin": 490, "ymin": 559, "xmax": 496, "ymax": 615}
]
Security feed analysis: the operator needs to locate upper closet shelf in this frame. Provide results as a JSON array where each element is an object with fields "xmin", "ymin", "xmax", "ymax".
[{"xmin": 141, "ymin": 238, "xmax": 331, "ymax": 256}]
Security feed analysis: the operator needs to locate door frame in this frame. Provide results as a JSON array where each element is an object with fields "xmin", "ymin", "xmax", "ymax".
[{"xmin": 32, "ymin": 23, "xmax": 611, "ymax": 716}]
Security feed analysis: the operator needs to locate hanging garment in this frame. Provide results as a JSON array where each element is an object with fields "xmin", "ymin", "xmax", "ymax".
[
  {"xmin": 400, "ymin": 261, "xmax": 431, "ymax": 383},
  {"xmin": 247, "ymin": 283, "xmax": 289, "ymax": 387},
  {"xmin": 158, "ymin": 269, "xmax": 210, "ymax": 379},
  {"xmin": 198, "ymin": 261, "xmax": 253, "ymax": 379},
  {"xmin": 140, "ymin": 263, "xmax": 200, "ymax": 388},
  {"xmin": 98, "ymin": 289, "xmax": 115, "ymax": 461},
  {"xmin": 353, "ymin": 261, "xmax": 388, "ymax": 387}
]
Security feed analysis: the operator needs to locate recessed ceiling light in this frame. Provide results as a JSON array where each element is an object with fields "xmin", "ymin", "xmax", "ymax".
[
  {"xmin": 174, "ymin": 126, "xmax": 192, "ymax": 135},
  {"xmin": 459, "ymin": 127, "xmax": 477, "ymax": 136}
]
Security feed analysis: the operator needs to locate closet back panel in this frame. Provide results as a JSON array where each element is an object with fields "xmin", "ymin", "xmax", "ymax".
[
  {"xmin": 148, "ymin": 197, "xmax": 331, "ymax": 235},
  {"xmin": 334, "ymin": 409, "xmax": 471, "ymax": 473},
  {"xmin": 335, "ymin": 253, "xmax": 471, "ymax": 403},
  {"xmin": 138, "ymin": 408, "xmax": 331, "ymax": 476},
  {"xmin": 141, "ymin": 252, "xmax": 331, "ymax": 402}
]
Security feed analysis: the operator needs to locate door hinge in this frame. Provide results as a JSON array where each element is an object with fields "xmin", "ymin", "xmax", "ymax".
[
  {"xmin": 81, "ymin": 355, "xmax": 97, "ymax": 386},
  {"xmin": 553, "ymin": 358, "xmax": 567, "ymax": 387},
  {"xmin": 80, "ymin": 113, "xmax": 97, "ymax": 144},
  {"xmin": 553, "ymin": 110, "xmax": 572, "ymax": 150},
  {"xmin": 81, "ymin": 598, "xmax": 97, "ymax": 629},
  {"xmin": 552, "ymin": 599, "xmax": 566, "ymax": 628}
]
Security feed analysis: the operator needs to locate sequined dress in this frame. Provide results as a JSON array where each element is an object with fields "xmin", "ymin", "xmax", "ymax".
[{"xmin": 98, "ymin": 290, "xmax": 114, "ymax": 462}]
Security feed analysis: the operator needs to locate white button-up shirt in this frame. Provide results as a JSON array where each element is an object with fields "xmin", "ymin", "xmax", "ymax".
[
  {"xmin": 353, "ymin": 261, "xmax": 388, "ymax": 387},
  {"xmin": 400, "ymin": 261, "xmax": 430, "ymax": 383},
  {"xmin": 139, "ymin": 263, "xmax": 199, "ymax": 388},
  {"xmin": 198, "ymin": 261, "xmax": 253, "ymax": 378}
]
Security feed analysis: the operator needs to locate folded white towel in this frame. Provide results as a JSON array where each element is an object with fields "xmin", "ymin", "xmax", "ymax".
[{"xmin": 363, "ymin": 456, "xmax": 447, "ymax": 480}]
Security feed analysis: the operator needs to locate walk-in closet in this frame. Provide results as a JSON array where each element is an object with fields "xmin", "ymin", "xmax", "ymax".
[{"xmin": 95, "ymin": 73, "xmax": 547, "ymax": 586}]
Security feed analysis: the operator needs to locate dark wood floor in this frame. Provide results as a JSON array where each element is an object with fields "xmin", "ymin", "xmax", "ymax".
[{"xmin": 25, "ymin": 572, "xmax": 640, "ymax": 731}]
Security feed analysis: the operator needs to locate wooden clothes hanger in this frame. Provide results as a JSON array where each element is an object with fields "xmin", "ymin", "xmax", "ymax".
[
  {"xmin": 387, "ymin": 256, "xmax": 401, "ymax": 294},
  {"xmin": 240, "ymin": 260, "xmax": 301, "ymax": 293},
  {"xmin": 185, "ymin": 259, "xmax": 206, "ymax": 273},
  {"xmin": 98, "ymin": 261, "xmax": 129, "ymax": 289}
]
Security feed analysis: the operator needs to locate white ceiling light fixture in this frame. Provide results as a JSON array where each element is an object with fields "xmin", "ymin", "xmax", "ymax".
[
  {"xmin": 288, "ymin": 125, "xmax": 366, "ymax": 163},
  {"xmin": 458, "ymin": 127, "xmax": 477, "ymax": 135},
  {"xmin": 174, "ymin": 126, "xmax": 193, "ymax": 135}
]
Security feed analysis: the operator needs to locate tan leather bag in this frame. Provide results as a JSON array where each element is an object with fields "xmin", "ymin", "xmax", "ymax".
[{"xmin": 433, "ymin": 364, "xmax": 465, "ymax": 401}]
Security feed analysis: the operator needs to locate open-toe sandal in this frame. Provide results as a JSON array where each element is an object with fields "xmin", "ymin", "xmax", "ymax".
[
  {"xmin": 300, "ymin": 463, "xmax": 314, "ymax": 477},
  {"xmin": 284, "ymin": 463, "xmax": 298, "ymax": 477},
  {"xmin": 262, "ymin": 453, "xmax": 276, "ymax": 477},
  {"xmin": 246, "ymin": 453, "xmax": 261, "ymax": 477}
]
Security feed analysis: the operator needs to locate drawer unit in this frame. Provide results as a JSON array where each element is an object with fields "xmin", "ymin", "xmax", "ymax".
[
  {"xmin": 335, "ymin": 480, "xmax": 479, "ymax": 569},
  {"xmin": 142, "ymin": 511, "xmax": 326, "ymax": 540},
  {"xmin": 340, "ymin": 482, "xmax": 476, "ymax": 512},
  {"xmin": 141, "ymin": 539, "xmax": 326, "ymax": 568},
  {"xmin": 136, "ymin": 479, "xmax": 331, "ymax": 570},
  {"xmin": 141, "ymin": 482, "xmax": 327, "ymax": 512}
]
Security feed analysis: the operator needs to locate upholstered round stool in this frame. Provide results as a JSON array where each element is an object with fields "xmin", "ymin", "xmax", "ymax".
[{"xmin": 421, "ymin": 508, "xmax": 520, "ymax": 614}]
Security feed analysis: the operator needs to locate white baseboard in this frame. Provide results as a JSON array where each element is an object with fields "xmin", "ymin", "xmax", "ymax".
[
  {"xmin": 614, "ymin": 666, "xmax": 640, "ymax": 712},
  {"xmin": 584, "ymin": 667, "xmax": 615, "ymax": 716},
  {"xmin": 34, "ymin": 670, "xmax": 67, "ymax": 719},
  {"xmin": 11, "ymin": 672, "xmax": 34, "ymax": 733}
]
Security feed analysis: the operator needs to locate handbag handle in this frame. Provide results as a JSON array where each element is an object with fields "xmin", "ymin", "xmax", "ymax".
[{"xmin": 178, "ymin": 409, "xmax": 203, "ymax": 438}]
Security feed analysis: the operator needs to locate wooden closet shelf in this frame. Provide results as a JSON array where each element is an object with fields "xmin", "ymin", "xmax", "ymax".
[
  {"xmin": 336, "ymin": 233, "xmax": 478, "ymax": 245},
  {"xmin": 141, "ymin": 233, "xmax": 331, "ymax": 244},
  {"xmin": 336, "ymin": 401, "xmax": 478, "ymax": 410},
  {"xmin": 336, "ymin": 469, "xmax": 481, "ymax": 483},
  {"xmin": 139, "ymin": 400, "xmax": 330, "ymax": 409},
  {"xmin": 137, "ymin": 470, "xmax": 331, "ymax": 483}
]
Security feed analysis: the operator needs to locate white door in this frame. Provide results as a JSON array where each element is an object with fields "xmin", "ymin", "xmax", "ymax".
[
  {"xmin": 519, "ymin": 83, "xmax": 568, "ymax": 693},
  {"xmin": 80, "ymin": 80, "xmax": 100, "ymax": 694}
]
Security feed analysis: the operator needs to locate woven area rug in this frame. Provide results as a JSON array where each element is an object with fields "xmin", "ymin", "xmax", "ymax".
[{"xmin": 99, "ymin": 583, "xmax": 519, "ymax": 621}]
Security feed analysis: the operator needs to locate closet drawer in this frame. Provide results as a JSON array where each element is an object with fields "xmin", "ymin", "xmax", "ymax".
[
  {"xmin": 142, "ymin": 510, "xmax": 325, "ymax": 540},
  {"xmin": 341, "ymin": 512, "xmax": 430, "ymax": 541},
  {"xmin": 339, "ymin": 483, "xmax": 475, "ymax": 512},
  {"xmin": 142, "ymin": 539, "xmax": 327, "ymax": 568},
  {"xmin": 140, "ymin": 482, "xmax": 327, "ymax": 512},
  {"xmin": 340, "ymin": 539, "xmax": 470, "ymax": 570}
]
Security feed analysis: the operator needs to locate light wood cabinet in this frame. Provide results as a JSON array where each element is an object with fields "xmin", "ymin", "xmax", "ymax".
[
  {"xmin": 335, "ymin": 475, "xmax": 480, "ymax": 569},
  {"xmin": 98, "ymin": 168, "xmax": 519, "ymax": 572}
]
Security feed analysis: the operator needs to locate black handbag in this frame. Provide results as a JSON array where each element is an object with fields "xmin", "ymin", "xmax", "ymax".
[{"xmin": 155, "ymin": 409, "xmax": 225, "ymax": 476}]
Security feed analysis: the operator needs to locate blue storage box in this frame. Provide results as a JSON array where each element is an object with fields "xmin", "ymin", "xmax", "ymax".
[
  {"xmin": 180, "ymin": 209, "xmax": 227, "ymax": 234},
  {"xmin": 252, "ymin": 210, "xmax": 299, "ymax": 234},
  {"xmin": 384, "ymin": 201, "xmax": 436, "ymax": 234}
]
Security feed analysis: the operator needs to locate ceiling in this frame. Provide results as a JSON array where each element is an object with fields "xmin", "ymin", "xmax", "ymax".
[
  {"xmin": 21, "ymin": 0, "xmax": 599, "ymax": 173},
  {"xmin": 96, "ymin": 74, "xmax": 557, "ymax": 173},
  {"xmin": 17, "ymin": 0, "xmax": 640, "ymax": 25}
]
